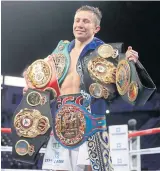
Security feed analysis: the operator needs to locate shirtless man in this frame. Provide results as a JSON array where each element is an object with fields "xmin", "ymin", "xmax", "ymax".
[{"xmin": 23, "ymin": 5, "xmax": 139, "ymax": 171}]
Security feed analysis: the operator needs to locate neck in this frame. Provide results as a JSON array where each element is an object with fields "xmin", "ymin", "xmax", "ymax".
[{"xmin": 74, "ymin": 36, "xmax": 94, "ymax": 51}]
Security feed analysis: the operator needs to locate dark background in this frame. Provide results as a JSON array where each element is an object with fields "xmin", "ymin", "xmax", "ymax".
[{"xmin": 1, "ymin": 1, "xmax": 160, "ymax": 89}]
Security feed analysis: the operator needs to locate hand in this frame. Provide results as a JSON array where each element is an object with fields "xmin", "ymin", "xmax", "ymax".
[
  {"xmin": 23, "ymin": 70, "xmax": 35, "ymax": 94},
  {"xmin": 125, "ymin": 46, "xmax": 139, "ymax": 63},
  {"xmin": 44, "ymin": 54, "xmax": 56, "ymax": 62},
  {"xmin": 23, "ymin": 86, "xmax": 29, "ymax": 95}
]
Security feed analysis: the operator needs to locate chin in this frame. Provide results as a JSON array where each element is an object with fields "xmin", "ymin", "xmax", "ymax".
[
  {"xmin": 75, "ymin": 35, "xmax": 88, "ymax": 42},
  {"xmin": 76, "ymin": 37, "xmax": 85, "ymax": 42}
]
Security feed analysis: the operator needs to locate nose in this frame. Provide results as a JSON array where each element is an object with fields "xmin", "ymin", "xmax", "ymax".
[{"xmin": 76, "ymin": 20, "xmax": 84, "ymax": 28}]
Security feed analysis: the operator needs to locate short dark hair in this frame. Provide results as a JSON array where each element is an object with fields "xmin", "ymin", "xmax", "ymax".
[{"xmin": 76, "ymin": 5, "xmax": 102, "ymax": 25}]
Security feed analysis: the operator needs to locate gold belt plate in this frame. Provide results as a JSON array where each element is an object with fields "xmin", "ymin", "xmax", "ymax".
[
  {"xmin": 14, "ymin": 108, "xmax": 50, "ymax": 138},
  {"xmin": 26, "ymin": 91, "xmax": 47, "ymax": 106},
  {"xmin": 89, "ymin": 83, "xmax": 109, "ymax": 99},
  {"xmin": 116, "ymin": 59, "xmax": 131, "ymax": 95},
  {"xmin": 15, "ymin": 140, "xmax": 35, "ymax": 156},
  {"xmin": 128, "ymin": 81, "xmax": 138, "ymax": 102},
  {"xmin": 27, "ymin": 60, "xmax": 52, "ymax": 88},
  {"xmin": 55, "ymin": 104, "xmax": 86, "ymax": 146},
  {"xmin": 98, "ymin": 44, "xmax": 118, "ymax": 59},
  {"xmin": 88, "ymin": 57, "xmax": 117, "ymax": 84}
]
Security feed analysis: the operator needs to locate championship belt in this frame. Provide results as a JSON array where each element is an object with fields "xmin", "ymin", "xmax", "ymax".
[
  {"xmin": 81, "ymin": 43, "xmax": 123, "ymax": 101},
  {"xmin": 11, "ymin": 89, "xmax": 53, "ymax": 164},
  {"xmin": 116, "ymin": 54, "xmax": 156, "ymax": 105},
  {"xmin": 51, "ymin": 40, "xmax": 70, "ymax": 85},
  {"xmin": 26, "ymin": 57, "xmax": 60, "ymax": 100},
  {"xmin": 53, "ymin": 102, "xmax": 107, "ymax": 149}
]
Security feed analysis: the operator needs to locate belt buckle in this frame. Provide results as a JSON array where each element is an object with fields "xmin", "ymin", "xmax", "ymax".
[
  {"xmin": 27, "ymin": 59, "xmax": 52, "ymax": 88},
  {"xmin": 14, "ymin": 108, "xmax": 50, "ymax": 138},
  {"xmin": 54, "ymin": 103, "xmax": 107, "ymax": 149},
  {"xmin": 26, "ymin": 59, "xmax": 60, "ymax": 99},
  {"xmin": 55, "ymin": 103, "xmax": 86, "ymax": 147},
  {"xmin": 88, "ymin": 57, "xmax": 117, "ymax": 84}
]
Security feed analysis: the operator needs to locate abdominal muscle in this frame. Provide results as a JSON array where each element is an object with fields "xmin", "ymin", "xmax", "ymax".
[{"xmin": 60, "ymin": 71, "xmax": 81, "ymax": 95}]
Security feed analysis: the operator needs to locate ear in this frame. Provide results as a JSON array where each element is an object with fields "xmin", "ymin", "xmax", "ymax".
[{"xmin": 94, "ymin": 25, "xmax": 101, "ymax": 34}]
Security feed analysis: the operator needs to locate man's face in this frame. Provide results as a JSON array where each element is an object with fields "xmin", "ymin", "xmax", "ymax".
[{"xmin": 73, "ymin": 11, "xmax": 100, "ymax": 42}]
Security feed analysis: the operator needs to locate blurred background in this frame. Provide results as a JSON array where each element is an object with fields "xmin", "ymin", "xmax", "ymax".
[{"xmin": 1, "ymin": 1, "xmax": 160, "ymax": 170}]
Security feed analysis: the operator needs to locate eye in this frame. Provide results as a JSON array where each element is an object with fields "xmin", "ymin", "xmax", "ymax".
[
  {"xmin": 74, "ymin": 19, "xmax": 80, "ymax": 23},
  {"xmin": 84, "ymin": 19, "xmax": 90, "ymax": 24}
]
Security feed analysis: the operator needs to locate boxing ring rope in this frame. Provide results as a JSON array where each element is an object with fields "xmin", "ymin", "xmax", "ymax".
[
  {"xmin": 1, "ymin": 127, "xmax": 160, "ymax": 171},
  {"xmin": 1, "ymin": 127, "xmax": 160, "ymax": 154},
  {"xmin": 128, "ymin": 127, "xmax": 160, "ymax": 138},
  {"xmin": 2, "ymin": 144, "xmax": 160, "ymax": 155},
  {"xmin": 2, "ymin": 127, "xmax": 160, "ymax": 137},
  {"xmin": 1, "ymin": 128, "xmax": 11, "ymax": 134}
]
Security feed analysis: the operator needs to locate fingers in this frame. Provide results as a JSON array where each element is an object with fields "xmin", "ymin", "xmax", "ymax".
[
  {"xmin": 128, "ymin": 56, "xmax": 137, "ymax": 63},
  {"xmin": 44, "ymin": 54, "xmax": 56, "ymax": 62},
  {"xmin": 44, "ymin": 55, "xmax": 52, "ymax": 62},
  {"xmin": 128, "ymin": 46, "xmax": 132, "ymax": 51},
  {"xmin": 23, "ymin": 71, "xmax": 29, "ymax": 86},
  {"xmin": 129, "ymin": 50, "xmax": 138, "ymax": 57},
  {"xmin": 23, "ymin": 70, "xmax": 35, "ymax": 89},
  {"xmin": 22, "ymin": 76, "xmax": 35, "ymax": 95},
  {"xmin": 126, "ymin": 52, "xmax": 138, "ymax": 58},
  {"xmin": 127, "ymin": 46, "xmax": 138, "ymax": 55},
  {"xmin": 126, "ymin": 46, "xmax": 139, "ymax": 63},
  {"xmin": 23, "ymin": 87, "xmax": 28, "ymax": 95},
  {"xmin": 126, "ymin": 54, "xmax": 138, "ymax": 63}
]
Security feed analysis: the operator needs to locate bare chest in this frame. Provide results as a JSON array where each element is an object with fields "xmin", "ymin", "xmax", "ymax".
[{"xmin": 68, "ymin": 50, "xmax": 81, "ymax": 73}]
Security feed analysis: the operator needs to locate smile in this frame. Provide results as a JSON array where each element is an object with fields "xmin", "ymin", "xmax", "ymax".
[{"xmin": 76, "ymin": 30, "xmax": 85, "ymax": 32}]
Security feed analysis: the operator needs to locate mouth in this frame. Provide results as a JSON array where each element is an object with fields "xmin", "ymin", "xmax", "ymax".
[{"xmin": 75, "ymin": 30, "xmax": 85, "ymax": 33}]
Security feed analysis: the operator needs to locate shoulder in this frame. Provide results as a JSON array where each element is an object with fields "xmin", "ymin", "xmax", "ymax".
[{"xmin": 93, "ymin": 37, "xmax": 105, "ymax": 45}]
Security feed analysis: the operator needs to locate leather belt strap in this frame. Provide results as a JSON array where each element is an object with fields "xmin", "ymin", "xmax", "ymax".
[
  {"xmin": 11, "ymin": 89, "xmax": 53, "ymax": 164},
  {"xmin": 116, "ymin": 54, "xmax": 156, "ymax": 106}
]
